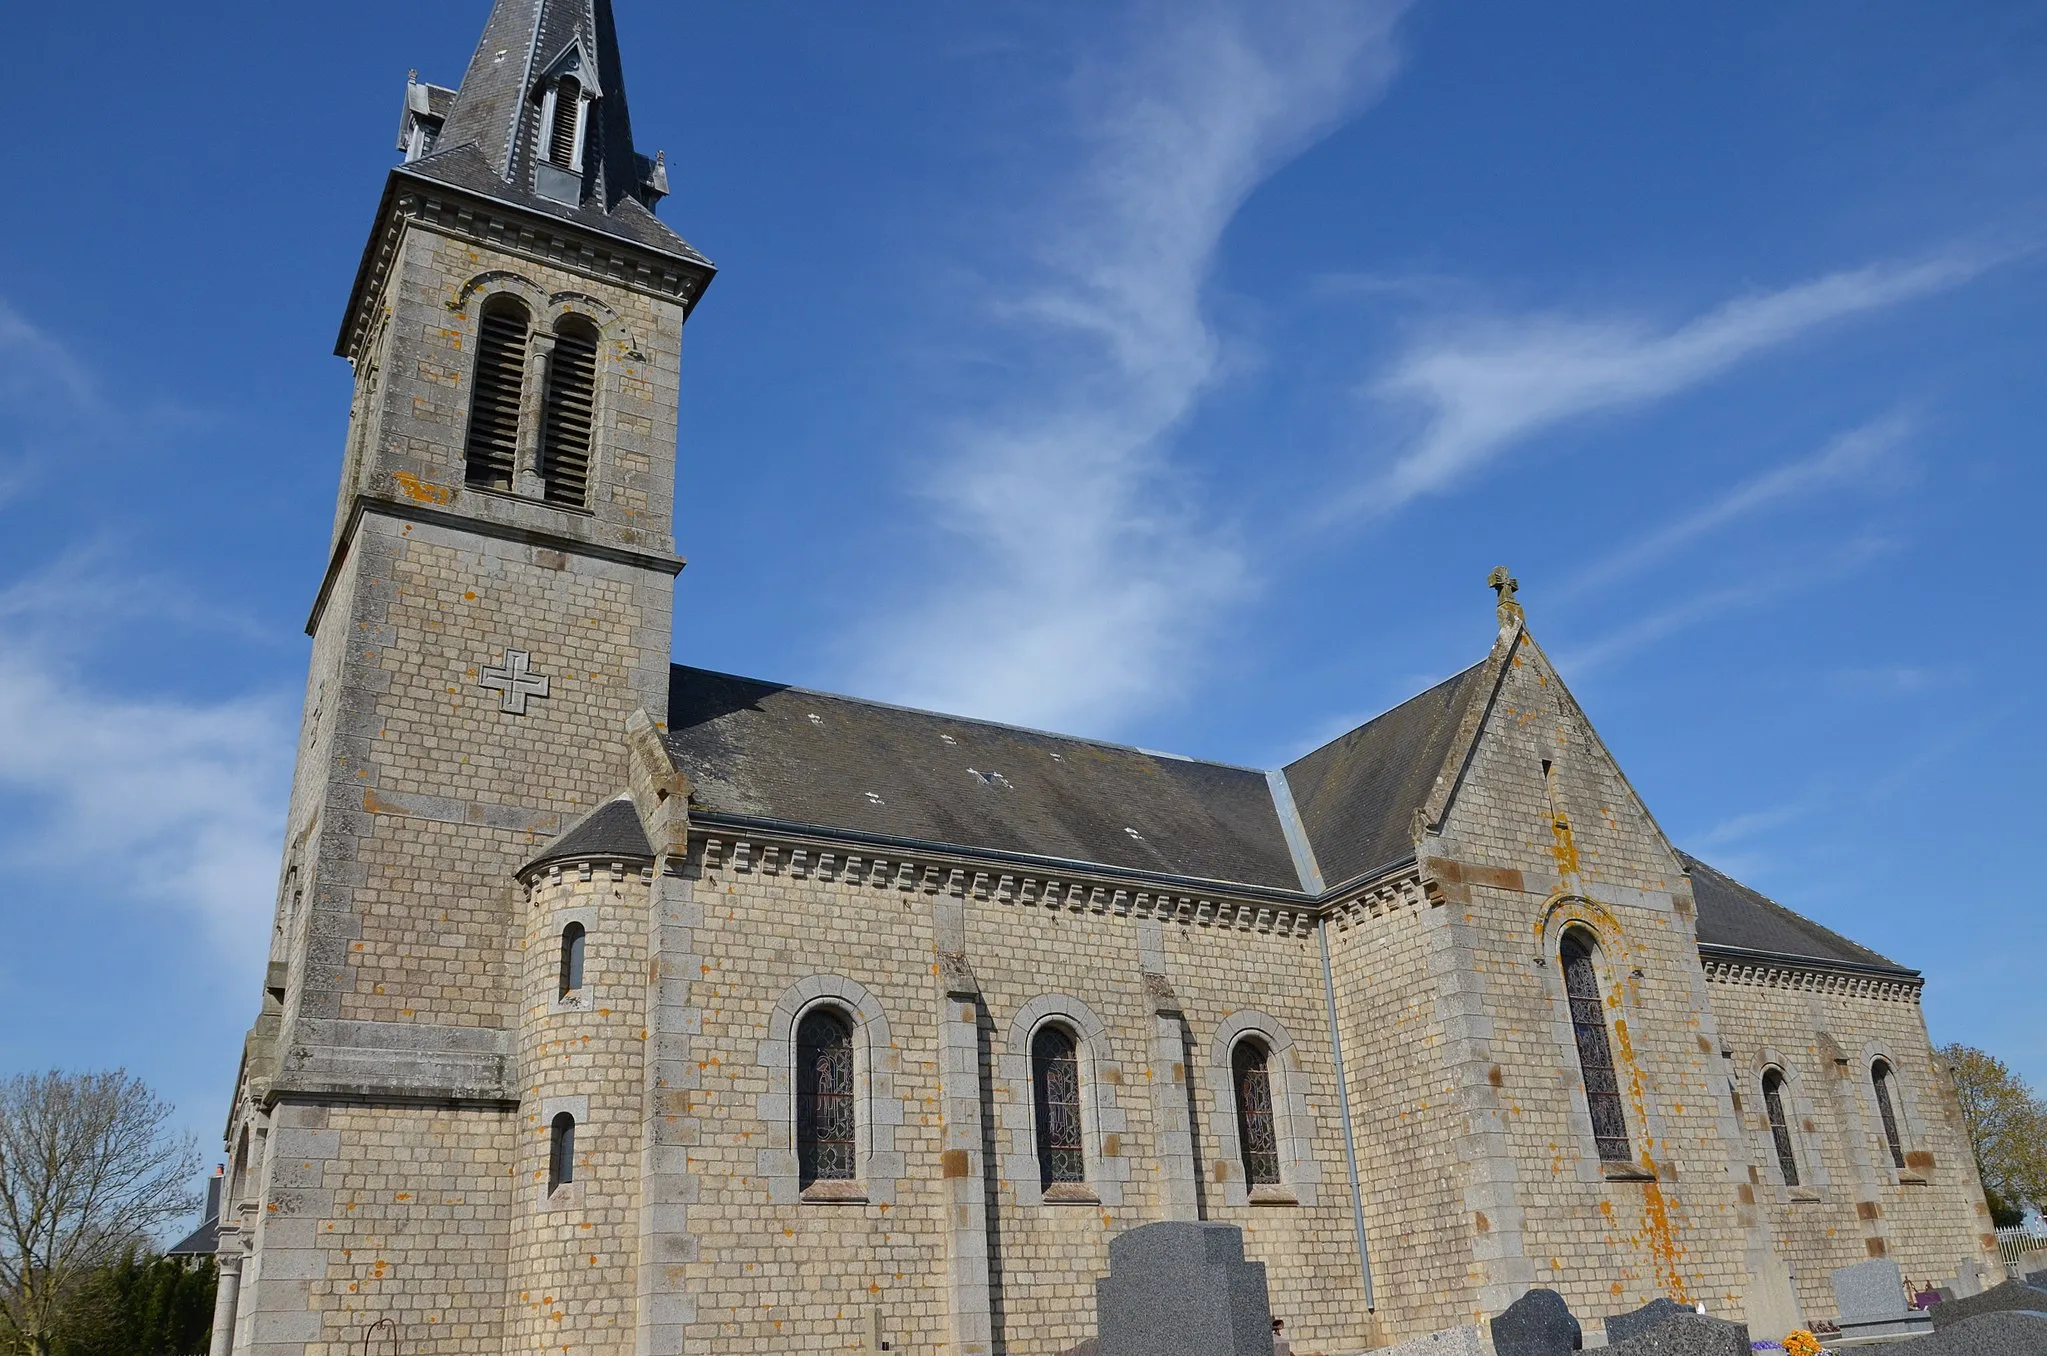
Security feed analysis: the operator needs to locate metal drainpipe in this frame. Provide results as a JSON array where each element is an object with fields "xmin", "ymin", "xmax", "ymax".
[{"xmin": 1320, "ymin": 915, "xmax": 1376, "ymax": 1311}]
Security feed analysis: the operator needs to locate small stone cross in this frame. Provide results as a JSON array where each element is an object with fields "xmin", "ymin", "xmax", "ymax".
[{"xmin": 479, "ymin": 649, "xmax": 551, "ymax": 715}]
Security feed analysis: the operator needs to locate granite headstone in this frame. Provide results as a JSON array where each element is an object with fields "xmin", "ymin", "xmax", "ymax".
[
  {"xmin": 1831, "ymin": 1258, "xmax": 1931, "ymax": 1342},
  {"xmin": 1490, "ymin": 1288, "xmax": 1581, "ymax": 1356},
  {"xmin": 1883, "ymin": 1309, "xmax": 2047, "ymax": 1356},
  {"xmin": 1603, "ymin": 1298, "xmax": 1691, "ymax": 1346},
  {"xmin": 1600, "ymin": 1312, "xmax": 1749, "ymax": 1356},
  {"xmin": 1095, "ymin": 1221, "xmax": 1272, "ymax": 1356},
  {"xmin": 1927, "ymin": 1277, "xmax": 2047, "ymax": 1331},
  {"xmin": 1376, "ymin": 1324, "xmax": 1489, "ymax": 1356}
]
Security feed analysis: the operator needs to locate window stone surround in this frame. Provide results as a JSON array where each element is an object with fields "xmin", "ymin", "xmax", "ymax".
[
  {"xmin": 754, "ymin": 974, "xmax": 905, "ymax": 1206},
  {"xmin": 1207, "ymin": 1009, "xmax": 1320, "ymax": 1207},
  {"xmin": 998, "ymin": 994, "xmax": 1128, "ymax": 1207}
]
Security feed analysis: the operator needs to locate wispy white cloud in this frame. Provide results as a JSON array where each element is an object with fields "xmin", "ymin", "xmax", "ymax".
[
  {"xmin": 1556, "ymin": 532, "xmax": 1901, "ymax": 675},
  {"xmin": 0, "ymin": 299, "xmax": 98, "ymax": 414},
  {"xmin": 1691, "ymin": 798, "xmax": 1818, "ymax": 850},
  {"xmin": 1346, "ymin": 255, "xmax": 1985, "ymax": 515},
  {"xmin": 853, "ymin": 0, "xmax": 1408, "ymax": 733},
  {"xmin": 0, "ymin": 310, "xmax": 291, "ymax": 962},
  {"xmin": 0, "ymin": 638, "xmax": 291, "ymax": 959},
  {"xmin": 1563, "ymin": 412, "xmax": 1917, "ymax": 597}
]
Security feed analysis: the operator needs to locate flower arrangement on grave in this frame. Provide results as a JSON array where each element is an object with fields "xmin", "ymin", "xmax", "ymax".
[{"xmin": 1781, "ymin": 1330, "xmax": 1826, "ymax": 1356}]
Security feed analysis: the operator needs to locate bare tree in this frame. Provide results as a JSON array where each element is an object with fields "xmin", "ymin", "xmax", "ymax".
[
  {"xmin": 0, "ymin": 1071, "xmax": 199, "ymax": 1356},
  {"xmin": 1943, "ymin": 1043, "xmax": 2047, "ymax": 1228}
]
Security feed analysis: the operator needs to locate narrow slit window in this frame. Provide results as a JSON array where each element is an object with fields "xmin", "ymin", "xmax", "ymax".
[
  {"xmin": 1232, "ymin": 1038, "xmax": 1281, "ymax": 1187},
  {"xmin": 1032, "ymin": 1024, "xmax": 1085, "ymax": 1188},
  {"xmin": 463, "ymin": 297, "xmax": 530, "ymax": 491},
  {"xmin": 1872, "ymin": 1060, "xmax": 1906, "ymax": 1169},
  {"xmin": 548, "ymin": 76, "xmax": 582, "ymax": 169},
  {"xmin": 1561, "ymin": 931, "xmax": 1631, "ymax": 1162},
  {"xmin": 548, "ymin": 1112, "xmax": 576, "ymax": 1191},
  {"xmin": 558, "ymin": 922, "xmax": 585, "ymax": 998},
  {"xmin": 1762, "ymin": 1068, "xmax": 1800, "ymax": 1187},
  {"xmin": 796, "ymin": 1009, "xmax": 855, "ymax": 1187},
  {"xmin": 540, "ymin": 317, "xmax": 599, "ymax": 508}
]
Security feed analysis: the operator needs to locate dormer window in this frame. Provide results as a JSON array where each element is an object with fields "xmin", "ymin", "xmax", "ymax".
[
  {"xmin": 532, "ymin": 48, "xmax": 597, "ymax": 206},
  {"xmin": 543, "ymin": 76, "xmax": 585, "ymax": 171}
]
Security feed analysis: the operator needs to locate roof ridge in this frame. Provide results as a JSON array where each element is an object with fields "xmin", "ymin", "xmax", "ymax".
[{"xmin": 666, "ymin": 663, "xmax": 1271, "ymax": 774}]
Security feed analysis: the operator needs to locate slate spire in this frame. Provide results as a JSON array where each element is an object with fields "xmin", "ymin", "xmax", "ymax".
[{"xmin": 430, "ymin": 0, "xmax": 667, "ymax": 215}]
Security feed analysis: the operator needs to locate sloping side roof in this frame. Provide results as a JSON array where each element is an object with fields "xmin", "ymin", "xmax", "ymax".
[
  {"xmin": 522, "ymin": 795, "xmax": 652, "ymax": 875},
  {"xmin": 165, "ymin": 1175, "xmax": 221, "ymax": 1258},
  {"xmin": 1282, "ymin": 662, "xmax": 1490, "ymax": 887},
  {"xmin": 665, "ymin": 667, "xmax": 1303, "ymax": 890},
  {"xmin": 396, "ymin": 145, "xmax": 708, "ymax": 262},
  {"xmin": 1682, "ymin": 852, "xmax": 1912, "ymax": 974}
]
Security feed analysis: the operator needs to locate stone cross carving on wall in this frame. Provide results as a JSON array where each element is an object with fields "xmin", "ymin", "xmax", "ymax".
[{"xmin": 479, "ymin": 649, "xmax": 551, "ymax": 715}]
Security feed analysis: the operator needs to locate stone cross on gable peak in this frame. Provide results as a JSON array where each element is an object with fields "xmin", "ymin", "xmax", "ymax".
[
  {"xmin": 480, "ymin": 648, "xmax": 552, "ymax": 715},
  {"xmin": 1488, "ymin": 565, "xmax": 1525, "ymax": 630}
]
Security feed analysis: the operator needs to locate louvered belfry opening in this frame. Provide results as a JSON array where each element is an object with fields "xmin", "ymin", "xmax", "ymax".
[
  {"xmin": 549, "ymin": 76, "xmax": 582, "ymax": 169},
  {"xmin": 463, "ymin": 297, "xmax": 531, "ymax": 491},
  {"xmin": 540, "ymin": 317, "xmax": 599, "ymax": 508}
]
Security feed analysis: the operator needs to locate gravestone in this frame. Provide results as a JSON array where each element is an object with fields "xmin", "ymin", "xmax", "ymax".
[
  {"xmin": 1376, "ymin": 1325, "xmax": 1489, "ymax": 1356},
  {"xmin": 1831, "ymin": 1258, "xmax": 1931, "ymax": 1342},
  {"xmin": 1490, "ymin": 1288, "xmax": 1581, "ymax": 1356},
  {"xmin": 1884, "ymin": 1309, "xmax": 2047, "ymax": 1355},
  {"xmin": 1927, "ymin": 1277, "xmax": 2047, "ymax": 1331},
  {"xmin": 1601, "ymin": 1312, "xmax": 1748, "ymax": 1356},
  {"xmin": 1095, "ymin": 1221, "xmax": 1271, "ymax": 1356},
  {"xmin": 1604, "ymin": 1298, "xmax": 1691, "ymax": 1346}
]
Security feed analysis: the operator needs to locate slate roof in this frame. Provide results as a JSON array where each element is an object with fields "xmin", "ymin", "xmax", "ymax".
[
  {"xmin": 165, "ymin": 1174, "xmax": 221, "ymax": 1258},
  {"xmin": 395, "ymin": 145, "xmax": 708, "ymax": 264},
  {"xmin": 381, "ymin": 0, "xmax": 710, "ymax": 269},
  {"xmin": 522, "ymin": 795, "xmax": 652, "ymax": 875},
  {"xmin": 661, "ymin": 663, "xmax": 1911, "ymax": 980},
  {"xmin": 664, "ymin": 666, "xmax": 1304, "ymax": 890},
  {"xmin": 1682, "ymin": 852, "xmax": 1913, "ymax": 975},
  {"xmin": 1281, "ymin": 663, "xmax": 1489, "ymax": 888}
]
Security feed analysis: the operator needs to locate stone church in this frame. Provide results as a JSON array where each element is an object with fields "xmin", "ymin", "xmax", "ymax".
[{"xmin": 208, "ymin": 3, "xmax": 2004, "ymax": 1353}]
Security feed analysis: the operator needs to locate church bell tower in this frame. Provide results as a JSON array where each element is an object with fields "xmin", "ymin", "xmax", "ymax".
[{"xmin": 214, "ymin": 3, "xmax": 711, "ymax": 1352}]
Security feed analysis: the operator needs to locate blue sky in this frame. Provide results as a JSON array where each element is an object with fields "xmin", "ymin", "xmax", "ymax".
[{"xmin": 2, "ymin": 0, "xmax": 2042, "ymax": 1177}]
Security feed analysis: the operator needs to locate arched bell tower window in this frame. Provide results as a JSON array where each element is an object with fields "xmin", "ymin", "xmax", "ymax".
[
  {"xmin": 1871, "ymin": 1059, "xmax": 1907, "ymax": 1169},
  {"xmin": 463, "ymin": 296, "xmax": 531, "ymax": 491},
  {"xmin": 1231, "ymin": 1037, "xmax": 1281, "ymax": 1187},
  {"xmin": 540, "ymin": 316, "xmax": 599, "ymax": 508},
  {"xmin": 1032, "ymin": 1023, "xmax": 1085, "ymax": 1189},
  {"xmin": 558, "ymin": 922, "xmax": 585, "ymax": 998},
  {"xmin": 1762, "ymin": 1067, "xmax": 1800, "ymax": 1187},
  {"xmin": 1560, "ymin": 929, "xmax": 1631, "ymax": 1162},
  {"xmin": 795, "ymin": 1008, "xmax": 855, "ymax": 1188}
]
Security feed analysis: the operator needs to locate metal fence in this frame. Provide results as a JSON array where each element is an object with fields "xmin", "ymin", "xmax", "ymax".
[{"xmin": 1996, "ymin": 1225, "xmax": 2047, "ymax": 1280}]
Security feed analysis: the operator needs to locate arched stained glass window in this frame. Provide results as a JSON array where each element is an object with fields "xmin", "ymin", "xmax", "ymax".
[
  {"xmin": 1232, "ymin": 1038, "xmax": 1281, "ymax": 1187},
  {"xmin": 1032, "ymin": 1024, "xmax": 1085, "ymax": 1188},
  {"xmin": 1561, "ymin": 930, "xmax": 1631, "ymax": 1162},
  {"xmin": 548, "ymin": 1112, "xmax": 576, "ymax": 1191},
  {"xmin": 796, "ymin": 1009, "xmax": 855, "ymax": 1187},
  {"xmin": 558, "ymin": 922, "xmax": 585, "ymax": 998},
  {"xmin": 1872, "ymin": 1060, "xmax": 1906, "ymax": 1170},
  {"xmin": 1762, "ymin": 1068, "xmax": 1800, "ymax": 1187}
]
